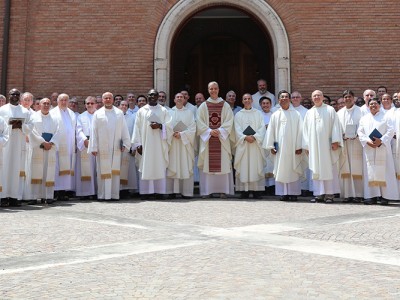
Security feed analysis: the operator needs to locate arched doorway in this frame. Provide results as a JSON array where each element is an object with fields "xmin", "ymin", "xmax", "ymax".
[
  {"xmin": 171, "ymin": 7, "xmax": 273, "ymax": 101},
  {"xmin": 154, "ymin": 0, "xmax": 290, "ymax": 103}
]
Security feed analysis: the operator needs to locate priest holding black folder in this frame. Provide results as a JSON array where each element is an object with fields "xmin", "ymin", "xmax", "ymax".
[
  {"xmin": 233, "ymin": 93, "xmax": 266, "ymax": 199},
  {"xmin": 357, "ymin": 98, "xmax": 398, "ymax": 205}
]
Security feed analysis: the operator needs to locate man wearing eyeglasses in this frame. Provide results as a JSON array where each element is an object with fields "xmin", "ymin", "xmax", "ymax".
[
  {"xmin": 75, "ymin": 96, "xmax": 97, "ymax": 200},
  {"xmin": 0, "ymin": 89, "xmax": 33, "ymax": 207}
]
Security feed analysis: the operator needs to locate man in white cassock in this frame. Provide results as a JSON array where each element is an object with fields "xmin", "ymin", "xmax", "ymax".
[
  {"xmin": 75, "ymin": 96, "xmax": 97, "ymax": 199},
  {"xmin": 131, "ymin": 89, "xmax": 171, "ymax": 200},
  {"xmin": 291, "ymin": 91, "xmax": 312, "ymax": 195},
  {"xmin": 234, "ymin": 93, "xmax": 266, "ymax": 199},
  {"xmin": 264, "ymin": 90, "xmax": 303, "ymax": 201},
  {"xmin": 197, "ymin": 81, "xmax": 234, "ymax": 198},
  {"xmin": 166, "ymin": 93, "xmax": 196, "ymax": 198},
  {"xmin": 119, "ymin": 100, "xmax": 138, "ymax": 198},
  {"xmin": 358, "ymin": 98, "xmax": 397, "ymax": 205},
  {"xmin": 0, "ymin": 114, "xmax": 9, "ymax": 205},
  {"xmin": 303, "ymin": 90, "xmax": 343, "ymax": 203},
  {"xmin": 89, "ymin": 92, "xmax": 131, "ymax": 200},
  {"xmin": 337, "ymin": 90, "xmax": 363, "ymax": 202},
  {"xmin": 50, "ymin": 93, "xmax": 77, "ymax": 201},
  {"xmin": 0, "ymin": 88, "xmax": 32, "ymax": 207},
  {"xmin": 24, "ymin": 98, "xmax": 59, "ymax": 204}
]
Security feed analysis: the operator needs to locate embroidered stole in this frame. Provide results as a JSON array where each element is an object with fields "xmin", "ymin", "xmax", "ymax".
[
  {"xmin": 80, "ymin": 146, "xmax": 91, "ymax": 181},
  {"xmin": 31, "ymin": 147, "xmax": 56, "ymax": 187},
  {"xmin": 98, "ymin": 109, "xmax": 122, "ymax": 180},
  {"xmin": 206, "ymin": 101, "xmax": 224, "ymax": 172}
]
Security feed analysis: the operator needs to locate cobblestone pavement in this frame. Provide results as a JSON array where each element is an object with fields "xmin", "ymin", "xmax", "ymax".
[{"xmin": 0, "ymin": 196, "xmax": 399, "ymax": 299}]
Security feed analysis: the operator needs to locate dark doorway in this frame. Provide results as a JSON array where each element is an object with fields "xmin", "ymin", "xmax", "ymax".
[{"xmin": 171, "ymin": 7, "xmax": 274, "ymax": 105}]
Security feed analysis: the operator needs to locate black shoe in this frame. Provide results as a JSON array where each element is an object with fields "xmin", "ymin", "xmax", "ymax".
[
  {"xmin": 56, "ymin": 190, "xmax": 68, "ymax": 201},
  {"xmin": 168, "ymin": 194, "xmax": 177, "ymax": 199},
  {"xmin": 280, "ymin": 195, "xmax": 289, "ymax": 201},
  {"xmin": 380, "ymin": 198, "xmax": 389, "ymax": 205},
  {"xmin": 364, "ymin": 199, "xmax": 373, "ymax": 205},
  {"xmin": 289, "ymin": 196, "xmax": 298, "ymax": 201},
  {"xmin": 41, "ymin": 199, "xmax": 55, "ymax": 204},
  {"xmin": 240, "ymin": 192, "xmax": 250, "ymax": 199},
  {"xmin": 140, "ymin": 194, "xmax": 150, "ymax": 200},
  {"xmin": 9, "ymin": 198, "xmax": 21, "ymax": 207},
  {"xmin": 1, "ymin": 198, "xmax": 9, "ymax": 207},
  {"xmin": 27, "ymin": 200, "xmax": 37, "ymax": 205},
  {"xmin": 181, "ymin": 195, "xmax": 193, "ymax": 199},
  {"xmin": 253, "ymin": 192, "xmax": 262, "ymax": 199}
]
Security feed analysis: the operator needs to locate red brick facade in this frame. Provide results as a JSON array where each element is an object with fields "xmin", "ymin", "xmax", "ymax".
[{"xmin": 1, "ymin": 0, "xmax": 399, "ymax": 102}]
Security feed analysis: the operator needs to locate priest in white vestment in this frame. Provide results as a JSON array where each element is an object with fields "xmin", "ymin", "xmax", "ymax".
[
  {"xmin": 24, "ymin": 98, "xmax": 60, "ymax": 204},
  {"xmin": 0, "ymin": 89, "xmax": 33, "ymax": 206},
  {"xmin": 337, "ymin": 90, "xmax": 364, "ymax": 202},
  {"xmin": 234, "ymin": 93, "xmax": 266, "ymax": 199},
  {"xmin": 358, "ymin": 99, "xmax": 397, "ymax": 205},
  {"xmin": 264, "ymin": 91, "xmax": 303, "ymax": 201},
  {"xmin": 119, "ymin": 100, "xmax": 138, "ymax": 198},
  {"xmin": 75, "ymin": 96, "xmax": 97, "ymax": 199},
  {"xmin": 303, "ymin": 90, "xmax": 343, "ymax": 203},
  {"xmin": 131, "ymin": 89, "xmax": 172, "ymax": 199},
  {"xmin": 50, "ymin": 93, "xmax": 77, "ymax": 201},
  {"xmin": 89, "ymin": 92, "xmax": 131, "ymax": 200},
  {"xmin": 197, "ymin": 81, "xmax": 235, "ymax": 198},
  {"xmin": 259, "ymin": 96, "xmax": 275, "ymax": 193},
  {"xmin": 291, "ymin": 91, "xmax": 312, "ymax": 195},
  {"xmin": 166, "ymin": 93, "xmax": 196, "ymax": 198},
  {"xmin": 0, "ymin": 116, "xmax": 9, "ymax": 203}
]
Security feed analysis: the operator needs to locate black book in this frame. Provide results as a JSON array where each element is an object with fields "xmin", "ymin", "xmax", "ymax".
[{"xmin": 243, "ymin": 125, "xmax": 256, "ymax": 136}]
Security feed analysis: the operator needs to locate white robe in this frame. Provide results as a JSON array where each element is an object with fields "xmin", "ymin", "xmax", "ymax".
[
  {"xmin": 131, "ymin": 104, "xmax": 171, "ymax": 194},
  {"xmin": 264, "ymin": 107, "xmax": 303, "ymax": 195},
  {"xmin": 234, "ymin": 108, "xmax": 266, "ymax": 191},
  {"xmin": 24, "ymin": 112, "xmax": 60, "ymax": 200},
  {"xmin": 121, "ymin": 113, "xmax": 138, "ymax": 191},
  {"xmin": 358, "ymin": 111, "xmax": 398, "ymax": 200},
  {"xmin": 76, "ymin": 111, "xmax": 96, "ymax": 197},
  {"xmin": 303, "ymin": 104, "xmax": 343, "ymax": 196},
  {"xmin": 197, "ymin": 98, "xmax": 234, "ymax": 195},
  {"xmin": 294, "ymin": 105, "xmax": 312, "ymax": 192},
  {"xmin": 337, "ymin": 105, "xmax": 363, "ymax": 198},
  {"xmin": 260, "ymin": 110, "xmax": 275, "ymax": 187},
  {"xmin": 0, "ymin": 104, "xmax": 33, "ymax": 199},
  {"xmin": 89, "ymin": 107, "xmax": 131, "ymax": 199},
  {"xmin": 166, "ymin": 107, "xmax": 196, "ymax": 196},
  {"xmin": 50, "ymin": 107, "xmax": 76, "ymax": 191},
  {"xmin": 0, "ymin": 117, "xmax": 9, "ymax": 197}
]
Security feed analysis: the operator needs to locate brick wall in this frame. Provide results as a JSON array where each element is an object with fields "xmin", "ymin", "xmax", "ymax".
[{"xmin": 4, "ymin": 0, "xmax": 400, "ymax": 103}]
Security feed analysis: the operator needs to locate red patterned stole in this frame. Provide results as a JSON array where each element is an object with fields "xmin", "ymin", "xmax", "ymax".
[{"xmin": 206, "ymin": 101, "xmax": 224, "ymax": 172}]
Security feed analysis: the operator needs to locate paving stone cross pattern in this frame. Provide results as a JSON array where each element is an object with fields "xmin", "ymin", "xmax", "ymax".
[{"xmin": 0, "ymin": 197, "xmax": 399, "ymax": 299}]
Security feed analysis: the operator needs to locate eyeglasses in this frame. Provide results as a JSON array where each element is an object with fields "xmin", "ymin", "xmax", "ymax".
[{"xmin": 86, "ymin": 103, "xmax": 95, "ymax": 105}]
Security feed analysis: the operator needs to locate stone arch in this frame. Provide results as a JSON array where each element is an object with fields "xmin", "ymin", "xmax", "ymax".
[{"xmin": 154, "ymin": 0, "xmax": 290, "ymax": 95}]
